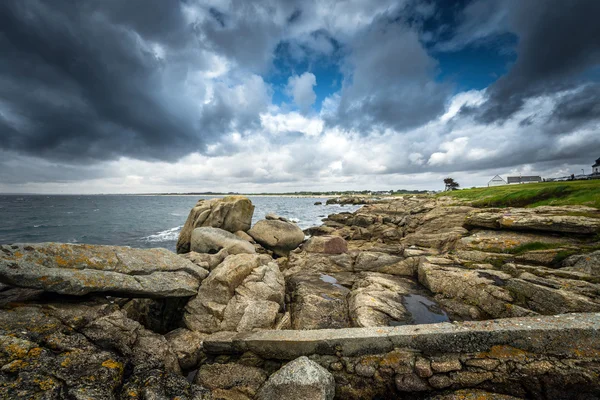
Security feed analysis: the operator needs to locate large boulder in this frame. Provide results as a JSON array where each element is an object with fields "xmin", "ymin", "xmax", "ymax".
[
  {"xmin": 286, "ymin": 273, "xmax": 351, "ymax": 329},
  {"xmin": 190, "ymin": 227, "xmax": 255, "ymax": 255},
  {"xmin": 184, "ymin": 254, "xmax": 285, "ymax": 333},
  {"xmin": 303, "ymin": 235, "xmax": 348, "ymax": 254},
  {"xmin": 177, "ymin": 196, "xmax": 255, "ymax": 254},
  {"xmin": 195, "ymin": 362, "xmax": 267, "ymax": 399},
  {"xmin": 249, "ymin": 220, "xmax": 305, "ymax": 256},
  {"xmin": 257, "ymin": 356, "xmax": 335, "ymax": 400},
  {"xmin": 0, "ymin": 243, "xmax": 206, "ymax": 298}
]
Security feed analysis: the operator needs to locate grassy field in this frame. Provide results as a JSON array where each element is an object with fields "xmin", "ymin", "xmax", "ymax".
[{"xmin": 438, "ymin": 179, "xmax": 600, "ymax": 209}]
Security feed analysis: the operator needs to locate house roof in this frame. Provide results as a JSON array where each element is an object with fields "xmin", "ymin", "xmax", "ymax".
[
  {"xmin": 593, "ymin": 158, "xmax": 600, "ymax": 168},
  {"xmin": 488, "ymin": 175, "xmax": 506, "ymax": 182},
  {"xmin": 507, "ymin": 176, "xmax": 542, "ymax": 183}
]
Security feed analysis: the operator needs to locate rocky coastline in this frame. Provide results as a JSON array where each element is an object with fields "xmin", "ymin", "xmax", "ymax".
[{"xmin": 1, "ymin": 194, "xmax": 600, "ymax": 399}]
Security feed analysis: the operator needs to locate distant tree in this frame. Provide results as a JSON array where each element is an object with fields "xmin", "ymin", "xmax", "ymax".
[{"xmin": 443, "ymin": 177, "xmax": 460, "ymax": 191}]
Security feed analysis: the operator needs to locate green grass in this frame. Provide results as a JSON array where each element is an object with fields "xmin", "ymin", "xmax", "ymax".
[{"xmin": 438, "ymin": 180, "xmax": 600, "ymax": 209}]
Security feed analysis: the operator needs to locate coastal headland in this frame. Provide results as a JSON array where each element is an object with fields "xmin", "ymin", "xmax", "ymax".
[{"xmin": 1, "ymin": 183, "xmax": 600, "ymax": 399}]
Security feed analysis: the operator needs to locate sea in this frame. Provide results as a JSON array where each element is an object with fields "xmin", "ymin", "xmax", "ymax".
[{"xmin": 0, "ymin": 195, "xmax": 360, "ymax": 252}]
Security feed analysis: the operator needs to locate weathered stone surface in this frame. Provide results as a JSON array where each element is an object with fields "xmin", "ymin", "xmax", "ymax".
[
  {"xmin": 191, "ymin": 227, "xmax": 256, "ymax": 255},
  {"xmin": 458, "ymin": 229, "xmax": 577, "ymax": 252},
  {"xmin": 395, "ymin": 373, "xmax": 430, "ymax": 391},
  {"xmin": 303, "ymin": 235, "xmax": 348, "ymax": 254},
  {"xmin": 177, "ymin": 196, "xmax": 255, "ymax": 254},
  {"xmin": 418, "ymin": 258, "xmax": 534, "ymax": 320},
  {"xmin": 184, "ymin": 254, "xmax": 285, "ymax": 333},
  {"xmin": 180, "ymin": 249, "xmax": 228, "ymax": 271},
  {"xmin": 257, "ymin": 356, "xmax": 335, "ymax": 400},
  {"xmin": 284, "ymin": 252, "xmax": 355, "ymax": 277},
  {"xmin": 0, "ymin": 303, "xmax": 205, "ymax": 400},
  {"xmin": 349, "ymin": 273, "xmax": 413, "ymax": 327},
  {"xmin": 0, "ymin": 243, "xmax": 205, "ymax": 297},
  {"xmin": 165, "ymin": 328, "xmax": 207, "ymax": 371},
  {"xmin": 562, "ymin": 250, "xmax": 600, "ymax": 276},
  {"xmin": 235, "ymin": 230, "xmax": 255, "ymax": 243},
  {"xmin": 287, "ymin": 273, "xmax": 351, "ymax": 330},
  {"xmin": 465, "ymin": 206, "xmax": 600, "ymax": 234},
  {"xmin": 249, "ymin": 220, "xmax": 305, "ymax": 256},
  {"xmin": 353, "ymin": 251, "xmax": 416, "ymax": 275},
  {"xmin": 419, "ymin": 257, "xmax": 600, "ymax": 319},
  {"xmin": 195, "ymin": 362, "xmax": 267, "ymax": 399}
]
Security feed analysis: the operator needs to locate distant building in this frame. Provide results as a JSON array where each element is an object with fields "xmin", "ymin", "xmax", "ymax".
[
  {"xmin": 593, "ymin": 157, "xmax": 600, "ymax": 175},
  {"xmin": 488, "ymin": 175, "xmax": 507, "ymax": 187},
  {"xmin": 507, "ymin": 176, "xmax": 542, "ymax": 184}
]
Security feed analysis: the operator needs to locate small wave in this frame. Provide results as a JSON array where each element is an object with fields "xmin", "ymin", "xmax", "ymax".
[
  {"xmin": 288, "ymin": 217, "xmax": 300, "ymax": 223},
  {"xmin": 33, "ymin": 224, "xmax": 42, "ymax": 228},
  {"xmin": 170, "ymin": 213, "xmax": 183, "ymax": 216},
  {"xmin": 93, "ymin": 209, "xmax": 100, "ymax": 212},
  {"xmin": 67, "ymin": 238, "xmax": 78, "ymax": 243},
  {"xmin": 143, "ymin": 225, "xmax": 183, "ymax": 242}
]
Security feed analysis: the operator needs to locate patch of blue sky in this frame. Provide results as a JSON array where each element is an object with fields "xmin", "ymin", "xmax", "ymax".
[
  {"xmin": 431, "ymin": 33, "xmax": 518, "ymax": 92},
  {"xmin": 267, "ymin": 41, "xmax": 344, "ymax": 112}
]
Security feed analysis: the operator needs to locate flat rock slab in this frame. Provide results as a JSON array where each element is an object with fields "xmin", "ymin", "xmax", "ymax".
[
  {"xmin": 203, "ymin": 312, "xmax": 600, "ymax": 359},
  {"xmin": 0, "ymin": 243, "xmax": 206, "ymax": 297},
  {"xmin": 465, "ymin": 207, "xmax": 600, "ymax": 235}
]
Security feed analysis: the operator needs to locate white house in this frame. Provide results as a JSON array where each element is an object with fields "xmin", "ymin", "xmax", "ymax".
[{"xmin": 488, "ymin": 175, "xmax": 507, "ymax": 187}]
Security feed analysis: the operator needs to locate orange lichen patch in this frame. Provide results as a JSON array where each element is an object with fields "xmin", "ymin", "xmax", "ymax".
[
  {"xmin": 33, "ymin": 377, "xmax": 57, "ymax": 391},
  {"xmin": 127, "ymin": 390, "xmax": 139, "ymax": 398},
  {"xmin": 570, "ymin": 347, "xmax": 600, "ymax": 358},
  {"xmin": 502, "ymin": 218, "xmax": 515, "ymax": 227},
  {"xmin": 3, "ymin": 359, "xmax": 29, "ymax": 372},
  {"xmin": 3, "ymin": 343, "xmax": 30, "ymax": 360},
  {"xmin": 379, "ymin": 351, "xmax": 412, "ymax": 368},
  {"xmin": 479, "ymin": 345, "xmax": 531, "ymax": 361},
  {"xmin": 13, "ymin": 251, "xmax": 23, "ymax": 258},
  {"xmin": 27, "ymin": 347, "xmax": 43, "ymax": 358},
  {"xmin": 60, "ymin": 355, "xmax": 72, "ymax": 368},
  {"xmin": 102, "ymin": 359, "xmax": 124, "ymax": 370}
]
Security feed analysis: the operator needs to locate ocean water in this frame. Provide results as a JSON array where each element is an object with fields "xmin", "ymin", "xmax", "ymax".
[{"xmin": 0, "ymin": 195, "xmax": 359, "ymax": 252}]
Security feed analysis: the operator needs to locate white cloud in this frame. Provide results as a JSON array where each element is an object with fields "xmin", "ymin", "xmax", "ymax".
[{"xmin": 286, "ymin": 72, "xmax": 317, "ymax": 114}]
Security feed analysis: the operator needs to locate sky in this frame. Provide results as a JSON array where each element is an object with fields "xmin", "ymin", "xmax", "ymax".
[{"xmin": 1, "ymin": 0, "xmax": 600, "ymax": 194}]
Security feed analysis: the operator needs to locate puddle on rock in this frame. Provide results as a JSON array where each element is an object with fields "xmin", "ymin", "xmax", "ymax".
[
  {"xmin": 319, "ymin": 274, "xmax": 346, "ymax": 290},
  {"xmin": 389, "ymin": 294, "xmax": 450, "ymax": 326}
]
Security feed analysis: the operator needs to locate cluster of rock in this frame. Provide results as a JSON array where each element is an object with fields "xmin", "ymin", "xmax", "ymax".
[{"xmin": 1, "ymin": 194, "xmax": 599, "ymax": 399}]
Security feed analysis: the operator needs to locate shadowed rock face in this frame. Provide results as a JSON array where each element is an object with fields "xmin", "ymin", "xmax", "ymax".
[
  {"xmin": 0, "ymin": 243, "xmax": 206, "ymax": 297},
  {"xmin": 177, "ymin": 196, "xmax": 255, "ymax": 254}
]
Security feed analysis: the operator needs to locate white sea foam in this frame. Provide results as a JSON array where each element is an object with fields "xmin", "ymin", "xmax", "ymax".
[
  {"xmin": 288, "ymin": 217, "xmax": 300, "ymax": 223},
  {"xmin": 143, "ymin": 225, "xmax": 183, "ymax": 242}
]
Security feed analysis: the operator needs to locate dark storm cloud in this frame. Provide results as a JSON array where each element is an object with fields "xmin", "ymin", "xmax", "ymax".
[
  {"xmin": 0, "ymin": 0, "xmax": 206, "ymax": 163},
  {"xmin": 0, "ymin": 0, "xmax": 274, "ymax": 164},
  {"xmin": 327, "ymin": 14, "xmax": 451, "ymax": 132},
  {"xmin": 471, "ymin": 0, "xmax": 600, "ymax": 123}
]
